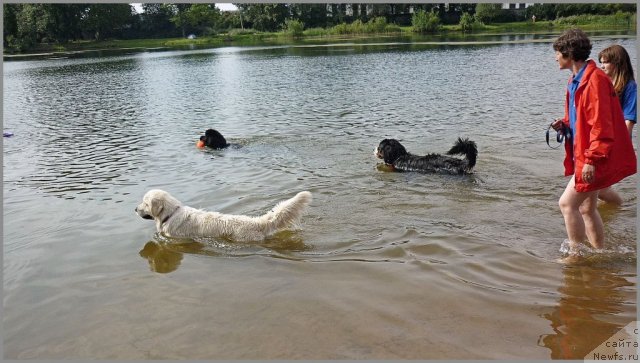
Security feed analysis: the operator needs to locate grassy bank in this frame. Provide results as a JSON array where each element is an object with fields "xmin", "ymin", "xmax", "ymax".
[{"xmin": 5, "ymin": 12, "xmax": 636, "ymax": 57}]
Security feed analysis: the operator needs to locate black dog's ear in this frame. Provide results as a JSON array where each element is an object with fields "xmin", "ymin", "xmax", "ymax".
[
  {"xmin": 381, "ymin": 139, "xmax": 406, "ymax": 164},
  {"xmin": 204, "ymin": 128, "xmax": 228, "ymax": 149}
]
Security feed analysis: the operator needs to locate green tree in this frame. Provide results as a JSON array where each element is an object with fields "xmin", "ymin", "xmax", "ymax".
[
  {"xmin": 181, "ymin": 4, "xmax": 221, "ymax": 35},
  {"xmin": 283, "ymin": 18, "xmax": 304, "ymax": 36},
  {"xmin": 139, "ymin": 3, "xmax": 177, "ymax": 38},
  {"xmin": 289, "ymin": 3, "xmax": 328, "ymax": 29},
  {"xmin": 349, "ymin": 4, "xmax": 367, "ymax": 22},
  {"xmin": 169, "ymin": 4, "xmax": 191, "ymax": 37},
  {"xmin": 3, "ymin": 4, "xmax": 20, "ymax": 48},
  {"xmin": 555, "ymin": 4, "xmax": 602, "ymax": 18},
  {"xmin": 329, "ymin": 3, "xmax": 348, "ymax": 26},
  {"xmin": 412, "ymin": 9, "xmax": 440, "ymax": 33},
  {"xmin": 366, "ymin": 16, "xmax": 388, "ymax": 33},
  {"xmin": 237, "ymin": 4, "xmax": 289, "ymax": 32},
  {"xmin": 606, "ymin": 3, "xmax": 636, "ymax": 14},
  {"xmin": 81, "ymin": 4, "xmax": 134, "ymax": 40},
  {"xmin": 459, "ymin": 12, "xmax": 474, "ymax": 32},
  {"xmin": 51, "ymin": 4, "xmax": 86, "ymax": 42},
  {"xmin": 369, "ymin": 3, "xmax": 391, "ymax": 19},
  {"xmin": 525, "ymin": 3, "xmax": 557, "ymax": 21},
  {"xmin": 218, "ymin": 9, "xmax": 243, "ymax": 30},
  {"xmin": 4, "ymin": 3, "xmax": 87, "ymax": 51},
  {"xmin": 439, "ymin": 3, "xmax": 477, "ymax": 25},
  {"xmin": 13, "ymin": 4, "xmax": 57, "ymax": 48},
  {"xmin": 411, "ymin": 3, "xmax": 438, "ymax": 13},
  {"xmin": 474, "ymin": 3, "xmax": 502, "ymax": 23}
]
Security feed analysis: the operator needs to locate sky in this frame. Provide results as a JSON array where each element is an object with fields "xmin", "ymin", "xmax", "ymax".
[
  {"xmin": 215, "ymin": 3, "xmax": 238, "ymax": 11},
  {"xmin": 131, "ymin": 3, "xmax": 238, "ymax": 13}
]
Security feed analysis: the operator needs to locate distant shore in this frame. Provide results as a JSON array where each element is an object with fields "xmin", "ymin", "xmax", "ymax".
[{"xmin": 4, "ymin": 20, "xmax": 635, "ymax": 61}]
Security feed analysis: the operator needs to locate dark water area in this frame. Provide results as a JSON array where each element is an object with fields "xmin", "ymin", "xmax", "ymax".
[{"xmin": 2, "ymin": 33, "xmax": 637, "ymax": 359}]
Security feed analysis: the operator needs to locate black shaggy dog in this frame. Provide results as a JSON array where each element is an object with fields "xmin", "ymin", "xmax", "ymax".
[
  {"xmin": 199, "ymin": 128, "xmax": 229, "ymax": 149},
  {"xmin": 374, "ymin": 137, "xmax": 478, "ymax": 174}
]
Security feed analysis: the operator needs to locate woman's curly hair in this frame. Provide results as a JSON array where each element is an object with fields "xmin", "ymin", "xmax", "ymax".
[{"xmin": 553, "ymin": 28, "xmax": 592, "ymax": 62}]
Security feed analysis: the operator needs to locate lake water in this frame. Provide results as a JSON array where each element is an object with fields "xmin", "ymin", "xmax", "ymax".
[{"xmin": 3, "ymin": 33, "xmax": 637, "ymax": 359}]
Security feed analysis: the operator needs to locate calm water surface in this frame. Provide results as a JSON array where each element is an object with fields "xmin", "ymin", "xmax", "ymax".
[{"xmin": 3, "ymin": 34, "xmax": 637, "ymax": 359}]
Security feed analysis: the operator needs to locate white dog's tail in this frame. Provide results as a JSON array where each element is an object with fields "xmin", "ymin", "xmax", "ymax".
[{"xmin": 262, "ymin": 191, "xmax": 312, "ymax": 234}]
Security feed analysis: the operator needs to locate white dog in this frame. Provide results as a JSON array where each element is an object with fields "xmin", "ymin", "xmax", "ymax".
[{"xmin": 136, "ymin": 189, "xmax": 312, "ymax": 242}]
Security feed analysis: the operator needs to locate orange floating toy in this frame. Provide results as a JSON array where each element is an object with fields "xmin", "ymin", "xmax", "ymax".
[{"xmin": 196, "ymin": 140, "xmax": 205, "ymax": 148}]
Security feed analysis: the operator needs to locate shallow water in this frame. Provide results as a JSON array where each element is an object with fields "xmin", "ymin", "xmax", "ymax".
[{"xmin": 3, "ymin": 33, "xmax": 637, "ymax": 359}]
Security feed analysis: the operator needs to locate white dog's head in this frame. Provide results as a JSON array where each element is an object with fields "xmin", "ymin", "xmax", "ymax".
[{"xmin": 135, "ymin": 189, "xmax": 182, "ymax": 222}]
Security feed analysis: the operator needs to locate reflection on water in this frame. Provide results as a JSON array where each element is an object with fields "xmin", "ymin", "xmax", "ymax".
[
  {"xmin": 139, "ymin": 231, "xmax": 311, "ymax": 273},
  {"xmin": 539, "ymin": 264, "xmax": 636, "ymax": 359},
  {"xmin": 139, "ymin": 241, "xmax": 186, "ymax": 273},
  {"xmin": 3, "ymin": 34, "xmax": 636, "ymax": 359}
]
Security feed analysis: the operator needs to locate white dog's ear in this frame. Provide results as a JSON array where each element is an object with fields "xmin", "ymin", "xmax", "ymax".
[{"xmin": 150, "ymin": 198, "xmax": 164, "ymax": 218}]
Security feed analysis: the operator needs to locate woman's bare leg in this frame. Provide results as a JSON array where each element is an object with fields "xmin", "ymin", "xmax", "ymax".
[
  {"xmin": 558, "ymin": 177, "xmax": 603, "ymax": 250},
  {"xmin": 579, "ymin": 192, "xmax": 604, "ymax": 249}
]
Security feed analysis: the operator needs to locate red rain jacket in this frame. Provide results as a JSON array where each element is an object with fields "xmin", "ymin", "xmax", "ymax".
[{"xmin": 561, "ymin": 60, "xmax": 636, "ymax": 192}]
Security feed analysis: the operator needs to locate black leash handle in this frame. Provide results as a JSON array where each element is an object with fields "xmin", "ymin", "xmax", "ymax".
[{"xmin": 546, "ymin": 121, "xmax": 571, "ymax": 149}]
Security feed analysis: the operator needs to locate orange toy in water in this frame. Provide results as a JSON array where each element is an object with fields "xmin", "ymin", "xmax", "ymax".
[{"xmin": 196, "ymin": 140, "xmax": 205, "ymax": 148}]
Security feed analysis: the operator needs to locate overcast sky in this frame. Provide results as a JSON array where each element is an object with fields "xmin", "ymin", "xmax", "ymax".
[
  {"xmin": 215, "ymin": 3, "xmax": 238, "ymax": 11},
  {"xmin": 131, "ymin": 3, "xmax": 238, "ymax": 13}
]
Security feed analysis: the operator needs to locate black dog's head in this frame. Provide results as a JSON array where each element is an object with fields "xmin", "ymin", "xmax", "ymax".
[
  {"xmin": 200, "ymin": 128, "xmax": 228, "ymax": 149},
  {"xmin": 375, "ymin": 139, "xmax": 408, "ymax": 164}
]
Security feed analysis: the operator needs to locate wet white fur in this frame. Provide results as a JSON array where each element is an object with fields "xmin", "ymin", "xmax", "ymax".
[{"xmin": 136, "ymin": 189, "xmax": 312, "ymax": 242}]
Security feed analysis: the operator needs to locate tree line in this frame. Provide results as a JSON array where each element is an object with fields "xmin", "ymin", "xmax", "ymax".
[{"xmin": 3, "ymin": 3, "xmax": 636, "ymax": 52}]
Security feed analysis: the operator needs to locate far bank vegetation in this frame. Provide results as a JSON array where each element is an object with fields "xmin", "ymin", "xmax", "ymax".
[{"xmin": 3, "ymin": 3, "xmax": 636, "ymax": 54}]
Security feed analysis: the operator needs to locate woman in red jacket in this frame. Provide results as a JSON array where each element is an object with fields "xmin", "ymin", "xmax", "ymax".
[{"xmin": 550, "ymin": 29, "xmax": 636, "ymax": 257}]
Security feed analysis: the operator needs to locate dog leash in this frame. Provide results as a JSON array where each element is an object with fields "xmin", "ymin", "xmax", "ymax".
[{"xmin": 546, "ymin": 121, "xmax": 571, "ymax": 149}]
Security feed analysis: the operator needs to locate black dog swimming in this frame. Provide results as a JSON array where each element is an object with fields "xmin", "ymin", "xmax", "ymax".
[
  {"xmin": 197, "ymin": 128, "xmax": 229, "ymax": 149},
  {"xmin": 374, "ymin": 137, "xmax": 478, "ymax": 174}
]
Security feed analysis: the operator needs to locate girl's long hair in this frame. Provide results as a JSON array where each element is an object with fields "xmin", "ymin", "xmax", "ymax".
[{"xmin": 598, "ymin": 44, "xmax": 635, "ymax": 97}]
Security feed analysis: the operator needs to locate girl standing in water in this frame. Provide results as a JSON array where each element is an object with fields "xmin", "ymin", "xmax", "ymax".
[{"xmin": 596, "ymin": 44, "xmax": 637, "ymax": 205}]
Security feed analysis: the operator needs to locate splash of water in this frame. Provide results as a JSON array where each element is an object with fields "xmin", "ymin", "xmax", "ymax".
[{"xmin": 559, "ymin": 239, "xmax": 636, "ymax": 257}]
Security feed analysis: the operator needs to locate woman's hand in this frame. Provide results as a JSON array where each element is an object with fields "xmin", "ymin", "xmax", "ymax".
[
  {"xmin": 582, "ymin": 164, "xmax": 595, "ymax": 184},
  {"xmin": 551, "ymin": 118, "xmax": 564, "ymax": 131}
]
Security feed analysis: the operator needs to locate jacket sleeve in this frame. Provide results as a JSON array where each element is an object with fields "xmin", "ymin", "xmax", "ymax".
[{"xmin": 582, "ymin": 75, "xmax": 615, "ymax": 164}]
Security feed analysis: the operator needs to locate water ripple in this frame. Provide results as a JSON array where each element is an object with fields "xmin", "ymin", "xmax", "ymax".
[{"xmin": 3, "ymin": 36, "xmax": 636, "ymax": 359}]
